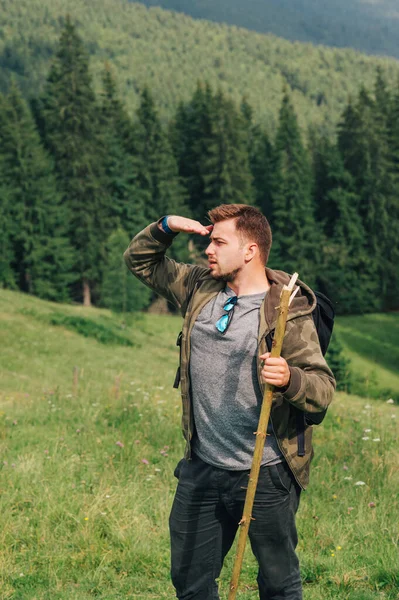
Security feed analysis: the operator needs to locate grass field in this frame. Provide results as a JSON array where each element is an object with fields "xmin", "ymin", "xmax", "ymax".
[{"xmin": 0, "ymin": 289, "xmax": 398, "ymax": 600}]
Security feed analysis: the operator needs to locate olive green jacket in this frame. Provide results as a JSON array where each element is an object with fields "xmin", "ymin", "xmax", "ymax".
[{"xmin": 124, "ymin": 221, "xmax": 336, "ymax": 489}]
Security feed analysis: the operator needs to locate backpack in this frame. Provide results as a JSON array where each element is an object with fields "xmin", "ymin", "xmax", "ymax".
[{"xmin": 265, "ymin": 290, "xmax": 335, "ymax": 455}]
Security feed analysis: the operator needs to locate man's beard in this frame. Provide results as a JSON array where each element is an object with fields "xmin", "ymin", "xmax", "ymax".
[{"xmin": 211, "ymin": 267, "xmax": 241, "ymax": 282}]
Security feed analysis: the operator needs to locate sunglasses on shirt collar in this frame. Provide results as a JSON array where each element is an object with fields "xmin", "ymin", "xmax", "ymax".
[{"xmin": 215, "ymin": 296, "xmax": 238, "ymax": 334}]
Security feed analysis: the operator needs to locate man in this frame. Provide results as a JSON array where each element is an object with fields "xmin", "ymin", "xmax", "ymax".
[{"xmin": 124, "ymin": 204, "xmax": 335, "ymax": 600}]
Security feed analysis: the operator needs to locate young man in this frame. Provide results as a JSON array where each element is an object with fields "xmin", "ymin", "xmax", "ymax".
[{"xmin": 124, "ymin": 205, "xmax": 335, "ymax": 600}]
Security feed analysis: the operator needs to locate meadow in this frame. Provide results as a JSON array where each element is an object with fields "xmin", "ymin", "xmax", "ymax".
[{"xmin": 0, "ymin": 288, "xmax": 398, "ymax": 600}]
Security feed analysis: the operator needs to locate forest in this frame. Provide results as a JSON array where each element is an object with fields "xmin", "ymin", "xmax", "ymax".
[
  {"xmin": 2, "ymin": 0, "xmax": 399, "ymax": 135},
  {"xmin": 1, "ymin": 18, "xmax": 398, "ymax": 317}
]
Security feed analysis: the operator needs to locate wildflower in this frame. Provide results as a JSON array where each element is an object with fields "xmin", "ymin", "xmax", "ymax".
[
  {"xmin": 44, "ymin": 449, "xmax": 49, "ymax": 454},
  {"xmin": 386, "ymin": 399, "xmax": 394, "ymax": 404},
  {"xmin": 84, "ymin": 517, "xmax": 89, "ymax": 521},
  {"xmin": 105, "ymin": 494, "xmax": 110, "ymax": 498},
  {"xmin": 330, "ymin": 552, "xmax": 335, "ymax": 557},
  {"xmin": 364, "ymin": 404, "xmax": 372, "ymax": 409},
  {"xmin": 362, "ymin": 437, "xmax": 369, "ymax": 441},
  {"xmin": 115, "ymin": 441, "xmax": 124, "ymax": 448},
  {"xmin": 336, "ymin": 546, "xmax": 342, "ymax": 551},
  {"xmin": 344, "ymin": 476, "xmax": 352, "ymax": 480},
  {"xmin": 372, "ymin": 438, "xmax": 381, "ymax": 442},
  {"xmin": 154, "ymin": 468, "xmax": 161, "ymax": 472},
  {"xmin": 368, "ymin": 502, "xmax": 376, "ymax": 508},
  {"xmin": 332, "ymin": 494, "xmax": 337, "ymax": 500},
  {"xmin": 141, "ymin": 458, "xmax": 149, "ymax": 465},
  {"xmin": 19, "ymin": 573, "xmax": 24, "ymax": 577},
  {"xmin": 392, "ymin": 415, "xmax": 396, "ymax": 419},
  {"xmin": 347, "ymin": 507, "xmax": 354, "ymax": 514},
  {"xmin": 364, "ymin": 429, "xmax": 371, "ymax": 433},
  {"xmin": 343, "ymin": 465, "xmax": 349, "ymax": 471},
  {"xmin": 13, "ymin": 420, "xmax": 17, "ymax": 425},
  {"xmin": 134, "ymin": 440, "xmax": 140, "ymax": 444},
  {"xmin": 355, "ymin": 481, "xmax": 366, "ymax": 486},
  {"xmin": 76, "ymin": 429, "xmax": 81, "ymax": 433}
]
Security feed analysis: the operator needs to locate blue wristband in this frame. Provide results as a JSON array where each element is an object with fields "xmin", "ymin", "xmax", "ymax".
[{"xmin": 161, "ymin": 216, "xmax": 174, "ymax": 235}]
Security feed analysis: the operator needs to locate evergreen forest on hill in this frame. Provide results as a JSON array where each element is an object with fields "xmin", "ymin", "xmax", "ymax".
[
  {"xmin": 2, "ymin": 0, "xmax": 399, "ymax": 134},
  {"xmin": 137, "ymin": 0, "xmax": 399, "ymax": 60},
  {"xmin": 1, "ymin": 19, "xmax": 399, "ymax": 318}
]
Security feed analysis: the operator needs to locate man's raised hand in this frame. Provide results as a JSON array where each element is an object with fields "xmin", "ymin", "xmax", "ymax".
[{"xmin": 160, "ymin": 216, "xmax": 213, "ymax": 236}]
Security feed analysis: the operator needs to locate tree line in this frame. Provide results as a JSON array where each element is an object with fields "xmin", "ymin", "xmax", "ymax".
[{"xmin": 1, "ymin": 19, "xmax": 398, "ymax": 315}]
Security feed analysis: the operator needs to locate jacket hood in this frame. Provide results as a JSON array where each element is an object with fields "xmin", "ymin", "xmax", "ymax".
[{"xmin": 264, "ymin": 268, "xmax": 316, "ymax": 332}]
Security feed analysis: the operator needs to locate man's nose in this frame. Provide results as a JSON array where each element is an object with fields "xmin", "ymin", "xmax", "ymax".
[{"xmin": 205, "ymin": 244, "xmax": 213, "ymax": 256}]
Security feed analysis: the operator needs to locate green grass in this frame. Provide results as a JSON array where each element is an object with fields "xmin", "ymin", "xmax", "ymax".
[
  {"xmin": 336, "ymin": 314, "xmax": 399, "ymax": 398},
  {"xmin": 0, "ymin": 289, "xmax": 398, "ymax": 599}
]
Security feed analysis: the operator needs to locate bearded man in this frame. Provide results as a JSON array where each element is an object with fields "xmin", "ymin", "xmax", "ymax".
[{"xmin": 124, "ymin": 204, "xmax": 335, "ymax": 600}]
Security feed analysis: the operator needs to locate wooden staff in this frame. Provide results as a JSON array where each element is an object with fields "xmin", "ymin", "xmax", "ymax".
[{"xmin": 228, "ymin": 273, "xmax": 298, "ymax": 600}]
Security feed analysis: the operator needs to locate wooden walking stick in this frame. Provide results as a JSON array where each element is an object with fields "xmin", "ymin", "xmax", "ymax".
[{"xmin": 228, "ymin": 273, "xmax": 299, "ymax": 600}]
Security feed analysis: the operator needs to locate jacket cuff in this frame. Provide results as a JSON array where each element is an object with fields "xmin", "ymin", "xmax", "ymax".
[
  {"xmin": 150, "ymin": 218, "xmax": 179, "ymax": 244},
  {"xmin": 282, "ymin": 366, "xmax": 302, "ymax": 401}
]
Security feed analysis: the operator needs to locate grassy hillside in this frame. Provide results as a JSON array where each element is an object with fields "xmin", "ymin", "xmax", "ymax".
[
  {"xmin": 2, "ymin": 0, "xmax": 399, "ymax": 133},
  {"xmin": 336, "ymin": 314, "xmax": 399, "ymax": 397},
  {"xmin": 137, "ymin": 0, "xmax": 399, "ymax": 60},
  {"xmin": 0, "ymin": 289, "xmax": 398, "ymax": 599}
]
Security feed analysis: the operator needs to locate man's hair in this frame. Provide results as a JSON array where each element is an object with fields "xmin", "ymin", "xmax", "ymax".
[{"xmin": 208, "ymin": 204, "xmax": 272, "ymax": 265}]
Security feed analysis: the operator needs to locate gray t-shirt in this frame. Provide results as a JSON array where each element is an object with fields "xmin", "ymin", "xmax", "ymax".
[{"xmin": 190, "ymin": 286, "xmax": 284, "ymax": 470}]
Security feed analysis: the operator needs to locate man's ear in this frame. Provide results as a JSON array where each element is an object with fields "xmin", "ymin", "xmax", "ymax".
[{"xmin": 245, "ymin": 243, "xmax": 258, "ymax": 262}]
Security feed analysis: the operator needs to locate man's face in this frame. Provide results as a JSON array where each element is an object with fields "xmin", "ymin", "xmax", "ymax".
[{"xmin": 205, "ymin": 219, "xmax": 247, "ymax": 282}]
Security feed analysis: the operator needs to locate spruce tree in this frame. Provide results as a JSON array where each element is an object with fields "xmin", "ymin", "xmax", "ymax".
[
  {"xmin": 249, "ymin": 127, "xmax": 274, "ymax": 218},
  {"xmin": 240, "ymin": 97, "xmax": 274, "ymax": 219},
  {"xmin": 385, "ymin": 82, "xmax": 399, "ymax": 309},
  {"xmin": 134, "ymin": 87, "xmax": 186, "ymax": 219},
  {"xmin": 99, "ymin": 67, "xmax": 148, "ymax": 237},
  {"xmin": 134, "ymin": 87, "xmax": 190, "ymax": 262},
  {"xmin": 269, "ymin": 92, "xmax": 318, "ymax": 284},
  {"xmin": 38, "ymin": 17, "xmax": 112, "ymax": 306},
  {"xmin": 0, "ymin": 84, "xmax": 73, "ymax": 300},
  {"xmin": 312, "ymin": 136, "xmax": 373, "ymax": 313},
  {"xmin": 338, "ymin": 87, "xmax": 394, "ymax": 308},
  {"xmin": 0, "ymin": 180, "xmax": 17, "ymax": 290},
  {"xmin": 172, "ymin": 83, "xmax": 254, "ymax": 223}
]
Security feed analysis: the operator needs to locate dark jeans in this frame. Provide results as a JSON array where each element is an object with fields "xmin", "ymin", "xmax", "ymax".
[{"xmin": 169, "ymin": 454, "xmax": 302, "ymax": 600}]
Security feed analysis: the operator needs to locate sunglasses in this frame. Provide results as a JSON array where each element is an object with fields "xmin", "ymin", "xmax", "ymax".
[{"xmin": 215, "ymin": 296, "xmax": 238, "ymax": 334}]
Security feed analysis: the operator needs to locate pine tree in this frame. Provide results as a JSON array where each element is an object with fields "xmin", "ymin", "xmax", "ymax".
[
  {"xmin": 269, "ymin": 92, "xmax": 318, "ymax": 284},
  {"xmin": 249, "ymin": 127, "xmax": 274, "ymax": 218},
  {"xmin": 240, "ymin": 97, "xmax": 274, "ymax": 219},
  {"xmin": 338, "ymin": 86, "xmax": 394, "ymax": 308},
  {"xmin": 38, "ymin": 17, "xmax": 112, "ymax": 306},
  {"xmin": 172, "ymin": 83, "xmax": 254, "ymax": 223},
  {"xmin": 0, "ymin": 83, "xmax": 73, "ymax": 300},
  {"xmin": 101, "ymin": 228, "xmax": 151, "ymax": 313},
  {"xmin": 99, "ymin": 66, "xmax": 148, "ymax": 237},
  {"xmin": 0, "ymin": 180, "xmax": 17, "ymax": 290},
  {"xmin": 385, "ymin": 81, "xmax": 399, "ymax": 309},
  {"xmin": 134, "ymin": 87, "xmax": 190, "ymax": 262},
  {"xmin": 312, "ymin": 136, "xmax": 373, "ymax": 313}
]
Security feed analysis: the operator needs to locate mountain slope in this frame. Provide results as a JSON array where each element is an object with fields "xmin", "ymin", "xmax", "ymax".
[
  {"xmin": 1, "ymin": 0, "xmax": 399, "ymax": 132},
  {"xmin": 136, "ymin": 0, "xmax": 399, "ymax": 59}
]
